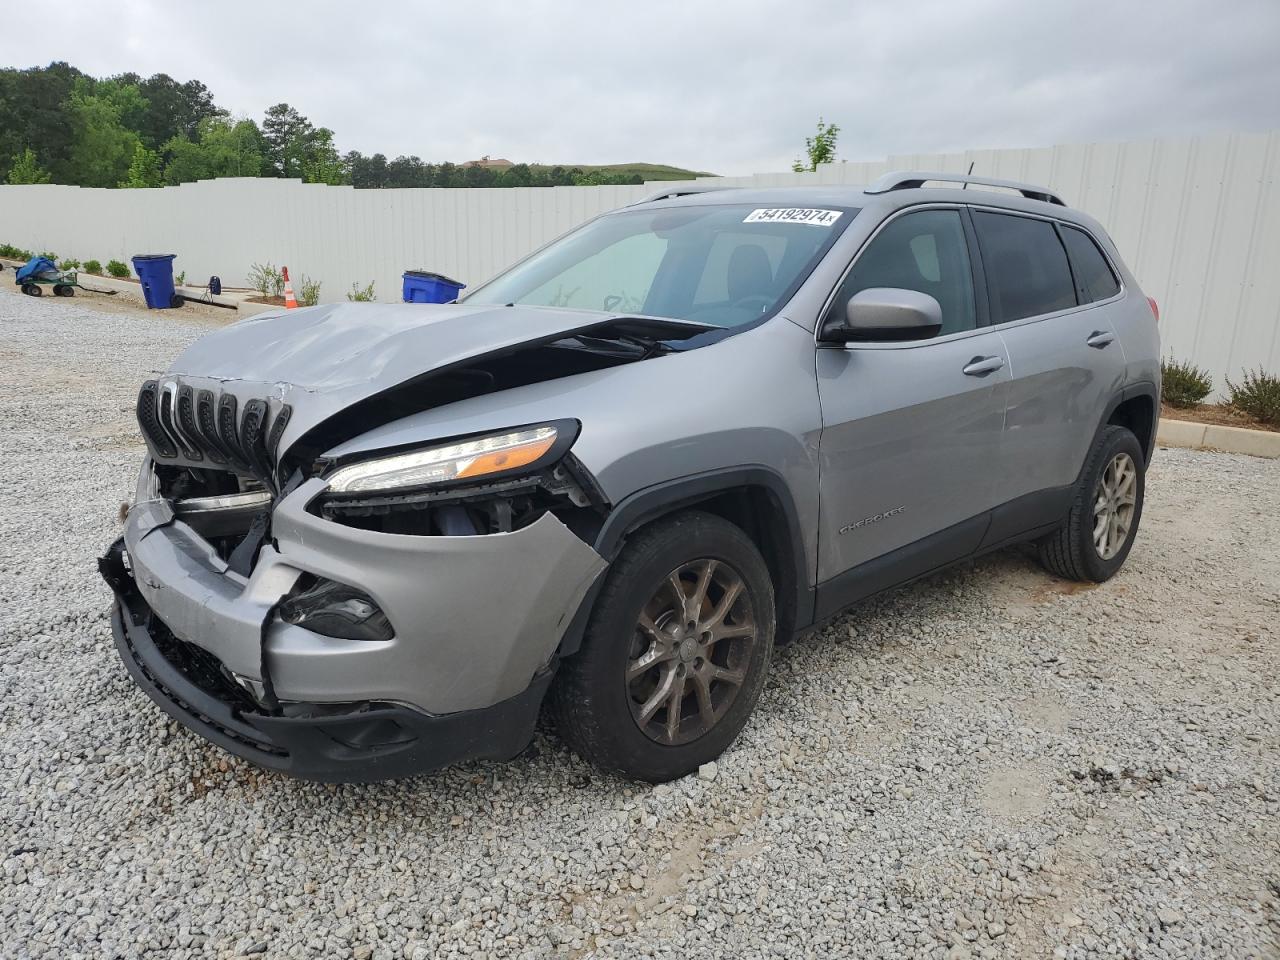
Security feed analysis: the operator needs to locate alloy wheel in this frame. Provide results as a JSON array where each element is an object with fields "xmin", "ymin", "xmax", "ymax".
[
  {"xmin": 626, "ymin": 559, "xmax": 758, "ymax": 745},
  {"xmin": 1093, "ymin": 452, "xmax": 1137, "ymax": 560}
]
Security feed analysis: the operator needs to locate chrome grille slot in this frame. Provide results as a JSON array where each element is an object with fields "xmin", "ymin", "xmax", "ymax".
[
  {"xmin": 266, "ymin": 404, "xmax": 292, "ymax": 460},
  {"xmin": 240, "ymin": 398, "xmax": 271, "ymax": 480},
  {"xmin": 195, "ymin": 389, "xmax": 228, "ymax": 465},
  {"xmin": 158, "ymin": 383, "xmax": 199, "ymax": 461},
  {"xmin": 136, "ymin": 380, "xmax": 176, "ymax": 459},
  {"xmin": 174, "ymin": 386, "xmax": 205, "ymax": 463},
  {"xmin": 216, "ymin": 393, "xmax": 247, "ymax": 470}
]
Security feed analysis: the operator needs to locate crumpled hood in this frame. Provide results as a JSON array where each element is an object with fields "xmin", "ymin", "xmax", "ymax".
[{"xmin": 161, "ymin": 301, "xmax": 628, "ymax": 458}]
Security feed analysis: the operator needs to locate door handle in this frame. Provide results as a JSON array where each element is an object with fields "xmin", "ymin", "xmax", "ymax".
[
  {"xmin": 1086, "ymin": 330, "xmax": 1115, "ymax": 349},
  {"xmin": 962, "ymin": 355, "xmax": 1005, "ymax": 377}
]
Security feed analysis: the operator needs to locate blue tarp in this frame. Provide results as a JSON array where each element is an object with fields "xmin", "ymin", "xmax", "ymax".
[{"xmin": 15, "ymin": 256, "xmax": 58, "ymax": 284}]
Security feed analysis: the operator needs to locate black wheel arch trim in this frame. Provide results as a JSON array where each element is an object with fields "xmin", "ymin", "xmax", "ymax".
[
  {"xmin": 557, "ymin": 466, "xmax": 815, "ymax": 657},
  {"xmin": 1098, "ymin": 380, "xmax": 1159, "ymax": 466}
]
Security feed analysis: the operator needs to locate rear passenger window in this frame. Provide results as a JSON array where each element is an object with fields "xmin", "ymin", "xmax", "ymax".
[
  {"xmin": 1061, "ymin": 225, "xmax": 1121, "ymax": 302},
  {"xmin": 973, "ymin": 212, "xmax": 1077, "ymax": 322},
  {"xmin": 830, "ymin": 209, "xmax": 976, "ymax": 335}
]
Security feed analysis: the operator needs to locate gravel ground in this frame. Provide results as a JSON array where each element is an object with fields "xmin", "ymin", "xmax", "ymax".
[{"xmin": 2, "ymin": 285, "xmax": 1278, "ymax": 960}]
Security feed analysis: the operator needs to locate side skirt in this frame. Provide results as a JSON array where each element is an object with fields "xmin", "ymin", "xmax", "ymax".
[{"xmin": 805, "ymin": 485, "xmax": 1073, "ymax": 632}]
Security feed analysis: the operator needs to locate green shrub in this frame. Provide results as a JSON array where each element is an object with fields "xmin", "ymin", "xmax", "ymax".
[
  {"xmin": 59, "ymin": 258, "xmax": 80, "ymax": 271},
  {"xmin": 0, "ymin": 243, "xmax": 34, "ymax": 260},
  {"xmin": 37, "ymin": 249, "xmax": 58, "ymax": 262},
  {"xmin": 1225, "ymin": 368, "xmax": 1280, "ymax": 425},
  {"xmin": 247, "ymin": 261, "xmax": 284, "ymax": 298},
  {"xmin": 106, "ymin": 259, "xmax": 130, "ymax": 278},
  {"xmin": 1160, "ymin": 357, "xmax": 1212, "ymax": 408},
  {"xmin": 299, "ymin": 274, "xmax": 322, "ymax": 306},
  {"xmin": 175, "ymin": 270, "xmax": 186, "ymax": 286},
  {"xmin": 347, "ymin": 280, "xmax": 376, "ymax": 302},
  {"xmin": 83, "ymin": 259, "xmax": 102, "ymax": 275}
]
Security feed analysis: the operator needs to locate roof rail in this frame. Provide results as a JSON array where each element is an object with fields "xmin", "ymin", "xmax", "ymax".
[
  {"xmin": 865, "ymin": 170, "xmax": 1066, "ymax": 206},
  {"xmin": 630, "ymin": 184, "xmax": 733, "ymax": 205}
]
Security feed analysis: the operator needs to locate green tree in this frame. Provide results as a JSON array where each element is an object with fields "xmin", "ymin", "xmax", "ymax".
[
  {"xmin": 7, "ymin": 148, "xmax": 53, "ymax": 184},
  {"xmin": 387, "ymin": 155, "xmax": 429, "ymax": 187},
  {"xmin": 300, "ymin": 128, "xmax": 346, "ymax": 184},
  {"xmin": 119, "ymin": 142, "xmax": 164, "ymax": 188},
  {"xmin": 95, "ymin": 78, "xmax": 150, "ymax": 135},
  {"xmin": 262, "ymin": 102, "xmax": 313, "ymax": 178},
  {"xmin": 346, "ymin": 151, "xmax": 387, "ymax": 188},
  {"xmin": 163, "ymin": 117, "xmax": 265, "ymax": 183},
  {"xmin": 435, "ymin": 161, "xmax": 459, "ymax": 188},
  {"xmin": 65, "ymin": 84, "xmax": 142, "ymax": 187},
  {"xmin": 0, "ymin": 62, "xmax": 87, "ymax": 182},
  {"xmin": 792, "ymin": 117, "xmax": 840, "ymax": 173},
  {"xmin": 136, "ymin": 73, "xmax": 221, "ymax": 147},
  {"xmin": 498, "ymin": 163, "xmax": 533, "ymax": 187}
]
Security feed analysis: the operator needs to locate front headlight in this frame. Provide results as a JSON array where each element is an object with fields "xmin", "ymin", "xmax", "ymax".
[{"xmin": 325, "ymin": 425, "xmax": 560, "ymax": 495}]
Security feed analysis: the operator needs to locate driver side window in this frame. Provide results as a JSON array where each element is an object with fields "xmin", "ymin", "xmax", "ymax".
[{"xmin": 828, "ymin": 209, "xmax": 976, "ymax": 336}]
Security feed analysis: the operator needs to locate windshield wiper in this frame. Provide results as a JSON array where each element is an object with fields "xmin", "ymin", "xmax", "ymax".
[{"xmin": 551, "ymin": 332, "xmax": 671, "ymax": 359}]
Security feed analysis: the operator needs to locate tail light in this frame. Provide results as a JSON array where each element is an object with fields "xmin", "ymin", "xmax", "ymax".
[{"xmin": 1146, "ymin": 296, "xmax": 1159, "ymax": 323}]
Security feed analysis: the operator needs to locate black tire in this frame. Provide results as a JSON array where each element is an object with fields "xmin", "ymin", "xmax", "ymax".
[
  {"xmin": 550, "ymin": 511, "xmax": 775, "ymax": 782},
  {"xmin": 21, "ymin": 283, "xmax": 41, "ymax": 297},
  {"xmin": 1038, "ymin": 425, "xmax": 1145, "ymax": 582},
  {"xmin": 169, "ymin": 292, "xmax": 185, "ymax": 308},
  {"xmin": 53, "ymin": 284, "xmax": 73, "ymax": 297}
]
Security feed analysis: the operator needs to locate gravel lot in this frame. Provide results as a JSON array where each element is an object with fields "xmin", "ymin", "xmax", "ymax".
[{"xmin": 2, "ymin": 286, "xmax": 1278, "ymax": 960}]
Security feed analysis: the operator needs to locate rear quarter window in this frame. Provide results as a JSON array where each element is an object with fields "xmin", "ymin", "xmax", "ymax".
[
  {"xmin": 973, "ymin": 211, "xmax": 1077, "ymax": 322},
  {"xmin": 1060, "ymin": 225, "xmax": 1121, "ymax": 302}
]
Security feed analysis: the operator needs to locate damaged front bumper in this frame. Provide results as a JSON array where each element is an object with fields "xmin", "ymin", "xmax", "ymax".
[{"xmin": 99, "ymin": 478, "xmax": 606, "ymax": 781}]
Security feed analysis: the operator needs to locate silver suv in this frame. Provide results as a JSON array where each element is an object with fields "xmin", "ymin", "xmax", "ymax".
[{"xmin": 101, "ymin": 172, "xmax": 1160, "ymax": 783}]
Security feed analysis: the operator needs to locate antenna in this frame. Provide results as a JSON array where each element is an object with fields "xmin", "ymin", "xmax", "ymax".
[{"xmin": 963, "ymin": 160, "xmax": 974, "ymax": 189}]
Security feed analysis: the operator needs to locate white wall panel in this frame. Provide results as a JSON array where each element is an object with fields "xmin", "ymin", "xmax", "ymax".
[{"xmin": 1, "ymin": 132, "xmax": 1277, "ymax": 394}]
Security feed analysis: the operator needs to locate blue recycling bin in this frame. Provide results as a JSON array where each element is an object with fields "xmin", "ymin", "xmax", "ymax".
[
  {"xmin": 403, "ymin": 270, "xmax": 465, "ymax": 304},
  {"xmin": 131, "ymin": 254, "xmax": 181, "ymax": 309}
]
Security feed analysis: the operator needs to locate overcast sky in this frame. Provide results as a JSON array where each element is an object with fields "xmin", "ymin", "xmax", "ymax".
[{"xmin": 4, "ymin": 0, "xmax": 1279, "ymax": 175}]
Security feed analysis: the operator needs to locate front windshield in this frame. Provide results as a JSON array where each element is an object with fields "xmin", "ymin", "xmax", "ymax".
[{"xmin": 466, "ymin": 202, "xmax": 856, "ymax": 328}]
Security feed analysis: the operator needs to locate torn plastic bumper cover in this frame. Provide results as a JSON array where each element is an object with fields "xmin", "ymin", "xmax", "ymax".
[
  {"xmin": 98, "ymin": 479, "xmax": 607, "ymax": 781},
  {"xmin": 103, "ymin": 543, "xmax": 554, "ymax": 781}
]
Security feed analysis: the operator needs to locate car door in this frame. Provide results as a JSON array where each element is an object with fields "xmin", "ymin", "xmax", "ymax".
[
  {"xmin": 814, "ymin": 207, "xmax": 1009, "ymax": 609},
  {"xmin": 969, "ymin": 211, "xmax": 1129, "ymax": 522}
]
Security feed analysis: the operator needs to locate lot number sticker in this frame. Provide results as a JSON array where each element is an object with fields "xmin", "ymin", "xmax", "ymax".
[{"xmin": 743, "ymin": 208, "xmax": 842, "ymax": 226}]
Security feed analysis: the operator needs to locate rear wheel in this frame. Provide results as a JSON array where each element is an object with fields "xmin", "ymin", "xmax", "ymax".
[
  {"xmin": 1038, "ymin": 425, "xmax": 1145, "ymax": 582},
  {"xmin": 53, "ymin": 284, "xmax": 74, "ymax": 297},
  {"xmin": 551, "ymin": 511, "xmax": 775, "ymax": 782},
  {"xmin": 21, "ymin": 283, "xmax": 41, "ymax": 297}
]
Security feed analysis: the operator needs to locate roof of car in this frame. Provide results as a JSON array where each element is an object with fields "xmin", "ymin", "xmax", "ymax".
[{"xmin": 634, "ymin": 173, "xmax": 1083, "ymax": 220}]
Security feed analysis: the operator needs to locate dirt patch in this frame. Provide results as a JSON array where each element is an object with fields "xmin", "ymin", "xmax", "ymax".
[
  {"xmin": 981, "ymin": 550, "xmax": 1101, "ymax": 618},
  {"xmin": 981, "ymin": 764, "xmax": 1052, "ymax": 819},
  {"xmin": 20, "ymin": 284, "xmax": 237, "ymax": 326},
  {"xmin": 1162, "ymin": 401, "xmax": 1279, "ymax": 433}
]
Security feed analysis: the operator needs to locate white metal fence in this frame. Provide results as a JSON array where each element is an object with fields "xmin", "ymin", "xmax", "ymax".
[{"xmin": 2, "ymin": 131, "xmax": 1277, "ymax": 395}]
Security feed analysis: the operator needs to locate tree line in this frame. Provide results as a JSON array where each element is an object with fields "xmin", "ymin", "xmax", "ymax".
[{"xmin": 0, "ymin": 62, "xmax": 648, "ymax": 189}]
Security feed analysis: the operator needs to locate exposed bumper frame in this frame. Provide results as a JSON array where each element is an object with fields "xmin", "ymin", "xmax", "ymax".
[{"xmin": 101, "ymin": 541, "xmax": 551, "ymax": 782}]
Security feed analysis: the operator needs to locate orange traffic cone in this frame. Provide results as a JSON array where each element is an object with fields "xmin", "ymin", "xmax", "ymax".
[{"xmin": 282, "ymin": 266, "xmax": 299, "ymax": 309}]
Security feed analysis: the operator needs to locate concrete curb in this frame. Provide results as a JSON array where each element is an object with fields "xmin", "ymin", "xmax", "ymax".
[{"xmin": 1157, "ymin": 418, "xmax": 1280, "ymax": 459}]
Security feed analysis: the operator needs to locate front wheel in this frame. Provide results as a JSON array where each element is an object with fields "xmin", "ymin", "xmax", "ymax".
[
  {"xmin": 1038, "ymin": 425, "xmax": 1145, "ymax": 582},
  {"xmin": 551, "ymin": 511, "xmax": 775, "ymax": 782}
]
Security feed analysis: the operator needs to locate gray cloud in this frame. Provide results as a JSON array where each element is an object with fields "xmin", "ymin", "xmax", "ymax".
[{"xmin": 4, "ymin": 0, "xmax": 1278, "ymax": 175}]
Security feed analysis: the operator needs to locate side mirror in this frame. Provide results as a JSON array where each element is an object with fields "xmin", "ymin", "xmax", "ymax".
[{"xmin": 820, "ymin": 287, "xmax": 943, "ymax": 343}]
